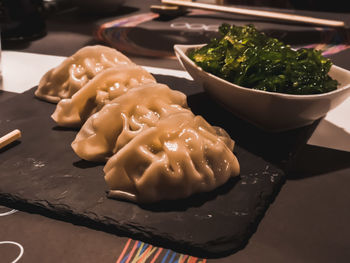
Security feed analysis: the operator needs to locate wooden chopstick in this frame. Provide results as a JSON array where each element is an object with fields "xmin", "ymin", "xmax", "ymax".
[
  {"xmin": 161, "ymin": 0, "xmax": 345, "ymax": 27},
  {"xmin": 0, "ymin": 129, "xmax": 22, "ymax": 150}
]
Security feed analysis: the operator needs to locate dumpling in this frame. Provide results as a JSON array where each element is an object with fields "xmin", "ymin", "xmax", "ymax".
[
  {"xmin": 104, "ymin": 112, "xmax": 240, "ymax": 203},
  {"xmin": 35, "ymin": 45, "xmax": 133, "ymax": 103},
  {"xmin": 51, "ymin": 65, "xmax": 156, "ymax": 127},
  {"xmin": 71, "ymin": 83, "xmax": 190, "ymax": 162}
]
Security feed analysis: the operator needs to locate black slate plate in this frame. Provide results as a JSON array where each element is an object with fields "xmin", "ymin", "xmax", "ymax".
[{"xmin": 0, "ymin": 78, "xmax": 287, "ymax": 258}]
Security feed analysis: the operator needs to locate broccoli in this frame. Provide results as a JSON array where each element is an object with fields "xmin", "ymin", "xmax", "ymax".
[{"xmin": 188, "ymin": 24, "xmax": 338, "ymax": 95}]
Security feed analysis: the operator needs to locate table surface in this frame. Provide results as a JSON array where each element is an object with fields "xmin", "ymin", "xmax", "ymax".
[{"xmin": 1, "ymin": 1, "xmax": 350, "ymax": 262}]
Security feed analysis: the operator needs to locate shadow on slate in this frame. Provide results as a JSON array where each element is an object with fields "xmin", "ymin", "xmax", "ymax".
[{"xmin": 0, "ymin": 84, "xmax": 288, "ymax": 258}]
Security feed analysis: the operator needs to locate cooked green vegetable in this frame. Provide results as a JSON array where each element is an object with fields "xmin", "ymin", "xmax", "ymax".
[{"xmin": 189, "ymin": 24, "xmax": 338, "ymax": 95}]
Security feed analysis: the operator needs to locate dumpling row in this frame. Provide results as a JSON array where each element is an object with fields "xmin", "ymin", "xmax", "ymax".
[{"xmin": 35, "ymin": 45, "xmax": 240, "ymax": 203}]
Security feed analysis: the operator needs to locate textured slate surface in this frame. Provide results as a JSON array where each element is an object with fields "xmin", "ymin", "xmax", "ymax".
[{"xmin": 0, "ymin": 77, "xmax": 287, "ymax": 258}]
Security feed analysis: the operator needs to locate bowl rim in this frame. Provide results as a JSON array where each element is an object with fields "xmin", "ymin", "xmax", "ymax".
[{"xmin": 174, "ymin": 44, "xmax": 350, "ymax": 100}]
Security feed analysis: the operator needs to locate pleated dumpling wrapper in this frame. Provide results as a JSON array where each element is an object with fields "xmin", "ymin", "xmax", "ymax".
[
  {"xmin": 72, "ymin": 83, "xmax": 190, "ymax": 162},
  {"xmin": 35, "ymin": 45, "xmax": 133, "ymax": 103},
  {"xmin": 104, "ymin": 111, "xmax": 240, "ymax": 203},
  {"xmin": 52, "ymin": 65, "xmax": 156, "ymax": 127}
]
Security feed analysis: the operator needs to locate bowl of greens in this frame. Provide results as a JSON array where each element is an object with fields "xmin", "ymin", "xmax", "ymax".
[{"xmin": 174, "ymin": 24, "xmax": 350, "ymax": 131}]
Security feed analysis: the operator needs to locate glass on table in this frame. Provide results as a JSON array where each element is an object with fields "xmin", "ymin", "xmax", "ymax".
[{"xmin": 0, "ymin": 0, "xmax": 46, "ymax": 42}]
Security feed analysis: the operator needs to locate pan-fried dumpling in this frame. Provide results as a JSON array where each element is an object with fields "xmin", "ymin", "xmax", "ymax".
[
  {"xmin": 104, "ymin": 112, "xmax": 240, "ymax": 203},
  {"xmin": 35, "ymin": 45, "xmax": 133, "ymax": 103},
  {"xmin": 72, "ymin": 83, "xmax": 190, "ymax": 162},
  {"xmin": 51, "ymin": 65, "xmax": 156, "ymax": 127}
]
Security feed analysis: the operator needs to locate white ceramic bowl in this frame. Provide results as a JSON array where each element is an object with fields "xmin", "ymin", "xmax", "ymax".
[{"xmin": 174, "ymin": 44, "xmax": 350, "ymax": 132}]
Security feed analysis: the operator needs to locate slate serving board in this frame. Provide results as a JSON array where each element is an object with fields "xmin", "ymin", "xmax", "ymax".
[{"xmin": 0, "ymin": 76, "xmax": 287, "ymax": 258}]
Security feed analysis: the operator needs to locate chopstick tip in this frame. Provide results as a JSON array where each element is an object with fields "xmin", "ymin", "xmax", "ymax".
[{"xmin": 0, "ymin": 129, "xmax": 22, "ymax": 150}]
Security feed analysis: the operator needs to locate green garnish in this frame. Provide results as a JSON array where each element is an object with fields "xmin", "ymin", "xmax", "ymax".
[{"xmin": 188, "ymin": 24, "xmax": 338, "ymax": 95}]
